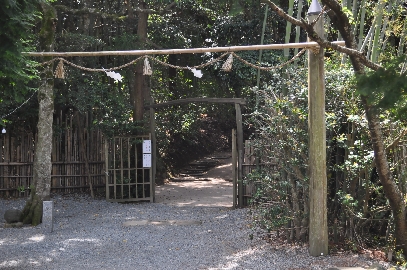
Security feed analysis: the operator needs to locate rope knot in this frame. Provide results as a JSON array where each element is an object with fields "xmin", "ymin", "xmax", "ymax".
[{"xmin": 222, "ymin": 54, "xmax": 233, "ymax": 72}]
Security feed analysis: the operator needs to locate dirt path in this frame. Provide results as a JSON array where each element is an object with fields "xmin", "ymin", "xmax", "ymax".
[{"xmin": 155, "ymin": 152, "xmax": 234, "ymax": 207}]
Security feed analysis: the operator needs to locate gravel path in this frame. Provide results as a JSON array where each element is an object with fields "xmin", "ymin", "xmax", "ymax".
[{"xmin": 0, "ymin": 195, "xmax": 396, "ymax": 270}]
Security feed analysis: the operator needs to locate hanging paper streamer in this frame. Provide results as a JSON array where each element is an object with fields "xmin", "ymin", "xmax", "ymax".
[
  {"xmin": 103, "ymin": 68, "xmax": 123, "ymax": 82},
  {"xmin": 190, "ymin": 68, "xmax": 203, "ymax": 78},
  {"xmin": 54, "ymin": 59, "xmax": 65, "ymax": 79},
  {"xmin": 222, "ymin": 54, "xmax": 233, "ymax": 72},
  {"xmin": 143, "ymin": 57, "xmax": 152, "ymax": 75}
]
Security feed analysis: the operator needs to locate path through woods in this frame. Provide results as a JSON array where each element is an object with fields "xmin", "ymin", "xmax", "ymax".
[{"xmin": 155, "ymin": 152, "xmax": 233, "ymax": 207}]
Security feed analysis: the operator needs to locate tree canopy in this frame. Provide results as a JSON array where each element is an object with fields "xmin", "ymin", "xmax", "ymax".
[{"xmin": 0, "ymin": 0, "xmax": 40, "ymax": 100}]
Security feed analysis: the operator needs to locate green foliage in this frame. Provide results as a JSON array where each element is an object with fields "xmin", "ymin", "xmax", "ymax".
[
  {"xmin": 356, "ymin": 55, "xmax": 407, "ymax": 120},
  {"xmin": 245, "ymin": 60, "xmax": 405, "ymax": 246},
  {"xmin": 245, "ymin": 65, "xmax": 309, "ymax": 237},
  {"xmin": 57, "ymin": 33, "xmax": 105, "ymax": 52},
  {"xmin": 0, "ymin": 0, "xmax": 41, "ymax": 122},
  {"xmin": 342, "ymin": 6, "xmax": 355, "ymax": 25},
  {"xmin": 247, "ymin": 169, "xmax": 291, "ymax": 232},
  {"xmin": 395, "ymin": 248, "xmax": 407, "ymax": 267},
  {"xmin": 17, "ymin": 185, "xmax": 26, "ymax": 192}
]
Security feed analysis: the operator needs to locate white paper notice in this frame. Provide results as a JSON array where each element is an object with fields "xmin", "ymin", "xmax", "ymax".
[
  {"xmin": 143, "ymin": 154, "xmax": 151, "ymax": 168},
  {"xmin": 143, "ymin": 140, "xmax": 151, "ymax": 154}
]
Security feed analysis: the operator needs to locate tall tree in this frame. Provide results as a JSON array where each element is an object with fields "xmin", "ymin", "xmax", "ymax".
[{"xmin": 21, "ymin": 2, "xmax": 56, "ymax": 226}]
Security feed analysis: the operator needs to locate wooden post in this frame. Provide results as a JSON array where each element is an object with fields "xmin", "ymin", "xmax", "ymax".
[
  {"xmin": 150, "ymin": 97, "xmax": 156, "ymax": 202},
  {"xmin": 308, "ymin": 0, "xmax": 328, "ymax": 256},
  {"xmin": 235, "ymin": 103, "xmax": 244, "ymax": 208},
  {"xmin": 105, "ymin": 138, "xmax": 109, "ymax": 200},
  {"xmin": 232, "ymin": 129, "xmax": 237, "ymax": 209}
]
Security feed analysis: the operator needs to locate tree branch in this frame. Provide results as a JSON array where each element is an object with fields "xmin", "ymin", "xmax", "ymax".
[
  {"xmin": 54, "ymin": 5, "xmax": 119, "ymax": 19},
  {"xmin": 134, "ymin": 2, "xmax": 176, "ymax": 15},
  {"xmin": 260, "ymin": 0, "xmax": 381, "ymax": 71},
  {"xmin": 146, "ymin": 38, "xmax": 163, "ymax": 50},
  {"xmin": 386, "ymin": 128, "xmax": 407, "ymax": 151}
]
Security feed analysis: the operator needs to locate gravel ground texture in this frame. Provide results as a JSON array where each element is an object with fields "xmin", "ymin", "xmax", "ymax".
[{"xmin": 0, "ymin": 194, "xmax": 398, "ymax": 270}]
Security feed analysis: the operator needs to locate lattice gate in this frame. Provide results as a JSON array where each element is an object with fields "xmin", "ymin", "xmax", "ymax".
[{"xmin": 105, "ymin": 135, "xmax": 154, "ymax": 202}]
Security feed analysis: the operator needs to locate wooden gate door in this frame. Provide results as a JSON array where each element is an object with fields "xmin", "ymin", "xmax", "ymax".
[{"xmin": 105, "ymin": 135, "xmax": 154, "ymax": 202}]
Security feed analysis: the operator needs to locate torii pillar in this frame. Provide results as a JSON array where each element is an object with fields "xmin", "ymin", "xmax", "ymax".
[{"xmin": 308, "ymin": 0, "xmax": 328, "ymax": 256}]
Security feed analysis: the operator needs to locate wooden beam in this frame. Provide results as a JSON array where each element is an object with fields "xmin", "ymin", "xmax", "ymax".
[
  {"xmin": 23, "ymin": 41, "xmax": 345, "ymax": 57},
  {"xmin": 145, "ymin": 98, "xmax": 246, "ymax": 109}
]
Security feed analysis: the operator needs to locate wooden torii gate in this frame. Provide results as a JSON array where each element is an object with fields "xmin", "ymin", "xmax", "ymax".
[
  {"xmin": 145, "ymin": 97, "xmax": 246, "ymax": 208},
  {"xmin": 26, "ymin": 37, "xmax": 345, "ymax": 255}
]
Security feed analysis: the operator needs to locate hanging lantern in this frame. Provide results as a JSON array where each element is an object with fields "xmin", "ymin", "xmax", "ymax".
[
  {"xmin": 143, "ymin": 57, "xmax": 152, "ymax": 75},
  {"xmin": 308, "ymin": 0, "xmax": 322, "ymax": 15},
  {"xmin": 54, "ymin": 59, "xmax": 65, "ymax": 79},
  {"xmin": 222, "ymin": 54, "xmax": 233, "ymax": 72},
  {"xmin": 1, "ymin": 127, "xmax": 6, "ymax": 134}
]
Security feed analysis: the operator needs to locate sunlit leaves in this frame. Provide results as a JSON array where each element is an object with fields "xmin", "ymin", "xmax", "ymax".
[{"xmin": 356, "ymin": 55, "xmax": 407, "ymax": 120}]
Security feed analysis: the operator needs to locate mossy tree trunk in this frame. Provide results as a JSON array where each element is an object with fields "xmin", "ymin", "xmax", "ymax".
[{"xmin": 21, "ymin": 3, "xmax": 56, "ymax": 226}]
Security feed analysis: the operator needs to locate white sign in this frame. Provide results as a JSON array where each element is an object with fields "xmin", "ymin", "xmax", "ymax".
[
  {"xmin": 143, "ymin": 154, "xmax": 151, "ymax": 168},
  {"xmin": 143, "ymin": 140, "xmax": 151, "ymax": 154}
]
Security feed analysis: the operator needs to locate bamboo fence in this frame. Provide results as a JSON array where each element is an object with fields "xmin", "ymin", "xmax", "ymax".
[{"xmin": 0, "ymin": 111, "xmax": 105, "ymax": 198}]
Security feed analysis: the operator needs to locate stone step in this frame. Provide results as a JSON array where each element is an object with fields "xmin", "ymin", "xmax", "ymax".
[
  {"xmin": 179, "ymin": 173, "xmax": 205, "ymax": 177},
  {"xmin": 170, "ymin": 177, "xmax": 210, "ymax": 182}
]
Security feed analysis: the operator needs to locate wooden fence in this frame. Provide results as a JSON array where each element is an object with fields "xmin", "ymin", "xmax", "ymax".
[
  {"xmin": 242, "ymin": 140, "xmax": 279, "ymax": 205},
  {"xmin": 0, "ymin": 111, "xmax": 105, "ymax": 198}
]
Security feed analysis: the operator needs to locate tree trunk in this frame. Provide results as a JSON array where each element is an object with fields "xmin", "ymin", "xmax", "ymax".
[
  {"xmin": 134, "ymin": 1, "xmax": 149, "ymax": 123},
  {"xmin": 362, "ymin": 96, "xmax": 407, "ymax": 255},
  {"xmin": 21, "ymin": 3, "xmax": 56, "ymax": 226},
  {"xmin": 75, "ymin": 111, "xmax": 94, "ymax": 198},
  {"xmin": 126, "ymin": 0, "xmax": 138, "ymax": 123},
  {"xmin": 321, "ymin": 0, "xmax": 407, "ymax": 256}
]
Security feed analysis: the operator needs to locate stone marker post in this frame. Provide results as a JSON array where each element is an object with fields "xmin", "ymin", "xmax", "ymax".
[{"xmin": 42, "ymin": 201, "xmax": 54, "ymax": 233}]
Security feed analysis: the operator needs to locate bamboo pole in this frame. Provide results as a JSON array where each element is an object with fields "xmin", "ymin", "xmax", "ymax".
[
  {"xmin": 371, "ymin": 0, "xmax": 386, "ymax": 62},
  {"xmin": 379, "ymin": 2, "xmax": 395, "ymax": 54},
  {"xmin": 256, "ymin": 4, "xmax": 269, "ymax": 94},
  {"xmin": 357, "ymin": 0, "xmax": 367, "ymax": 50},
  {"xmin": 294, "ymin": 0, "xmax": 304, "ymax": 66},
  {"xmin": 23, "ymin": 41, "xmax": 345, "ymax": 57},
  {"xmin": 361, "ymin": 18, "xmax": 376, "ymax": 53}
]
